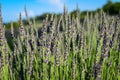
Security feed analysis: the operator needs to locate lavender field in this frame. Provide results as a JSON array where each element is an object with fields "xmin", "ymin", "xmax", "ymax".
[{"xmin": 0, "ymin": 3, "xmax": 120, "ymax": 80}]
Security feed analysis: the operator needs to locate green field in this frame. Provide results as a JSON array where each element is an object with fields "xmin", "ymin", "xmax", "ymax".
[{"xmin": 0, "ymin": 5, "xmax": 120, "ymax": 80}]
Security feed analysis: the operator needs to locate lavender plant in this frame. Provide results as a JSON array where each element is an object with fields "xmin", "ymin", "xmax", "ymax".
[{"xmin": 0, "ymin": 4, "xmax": 119, "ymax": 80}]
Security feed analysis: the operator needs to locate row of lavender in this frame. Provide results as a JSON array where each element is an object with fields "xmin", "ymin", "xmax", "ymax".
[{"xmin": 0, "ymin": 5, "xmax": 120, "ymax": 80}]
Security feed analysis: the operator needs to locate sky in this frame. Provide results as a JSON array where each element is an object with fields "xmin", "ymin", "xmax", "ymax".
[{"xmin": 0, "ymin": 0, "xmax": 120, "ymax": 23}]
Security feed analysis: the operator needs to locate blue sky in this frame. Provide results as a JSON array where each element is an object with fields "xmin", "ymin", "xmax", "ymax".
[{"xmin": 0, "ymin": 0, "xmax": 120, "ymax": 23}]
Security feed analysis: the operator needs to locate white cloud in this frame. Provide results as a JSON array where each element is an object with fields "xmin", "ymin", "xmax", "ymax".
[
  {"xmin": 28, "ymin": 10, "xmax": 35, "ymax": 17},
  {"xmin": 38, "ymin": 0, "xmax": 64, "ymax": 10},
  {"xmin": 49, "ymin": 0, "xmax": 63, "ymax": 9},
  {"xmin": 16, "ymin": 10, "xmax": 35, "ymax": 18}
]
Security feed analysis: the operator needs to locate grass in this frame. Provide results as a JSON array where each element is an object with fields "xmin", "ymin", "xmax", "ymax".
[{"xmin": 0, "ymin": 5, "xmax": 120, "ymax": 80}]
